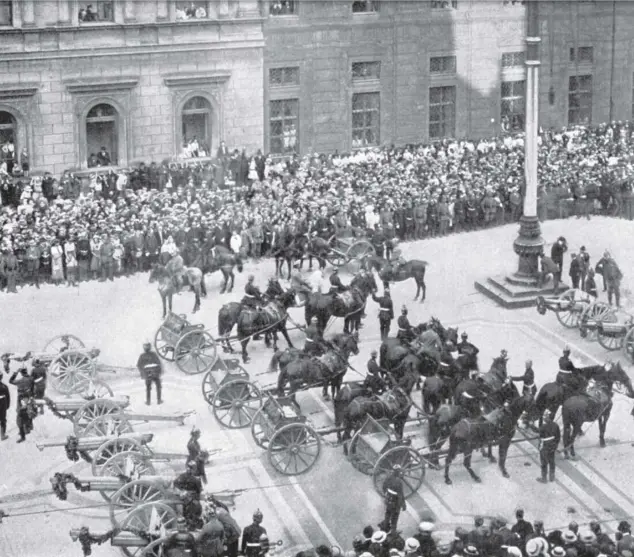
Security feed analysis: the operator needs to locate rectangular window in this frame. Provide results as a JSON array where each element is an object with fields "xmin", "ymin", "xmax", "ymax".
[
  {"xmin": 429, "ymin": 86, "xmax": 456, "ymax": 139},
  {"xmin": 430, "ymin": 56, "xmax": 456, "ymax": 74},
  {"xmin": 570, "ymin": 46, "xmax": 594, "ymax": 64},
  {"xmin": 501, "ymin": 80, "xmax": 525, "ymax": 132},
  {"xmin": 270, "ymin": 1, "xmax": 296, "ymax": 15},
  {"xmin": 352, "ymin": 61, "xmax": 381, "ymax": 81},
  {"xmin": 352, "ymin": 1, "xmax": 379, "ymax": 13},
  {"xmin": 431, "ymin": 1, "xmax": 458, "ymax": 8},
  {"xmin": 78, "ymin": 1, "xmax": 114, "ymax": 22},
  {"xmin": 270, "ymin": 99, "xmax": 299, "ymax": 155},
  {"xmin": 175, "ymin": 1, "xmax": 209, "ymax": 20},
  {"xmin": 501, "ymin": 52, "xmax": 525, "ymax": 68},
  {"xmin": 0, "ymin": 1, "xmax": 12, "ymax": 26},
  {"xmin": 502, "ymin": 1, "xmax": 525, "ymax": 5},
  {"xmin": 568, "ymin": 75, "xmax": 593, "ymax": 125},
  {"xmin": 352, "ymin": 92, "xmax": 380, "ymax": 148},
  {"xmin": 269, "ymin": 67, "xmax": 300, "ymax": 87}
]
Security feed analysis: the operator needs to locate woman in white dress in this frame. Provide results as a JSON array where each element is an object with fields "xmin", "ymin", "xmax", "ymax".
[{"xmin": 50, "ymin": 239, "xmax": 64, "ymax": 284}]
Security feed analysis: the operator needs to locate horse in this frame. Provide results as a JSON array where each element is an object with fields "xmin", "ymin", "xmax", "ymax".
[
  {"xmin": 236, "ymin": 288, "xmax": 298, "ymax": 363},
  {"xmin": 454, "ymin": 356, "xmax": 516, "ymax": 409},
  {"xmin": 149, "ymin": 261, "xmax": 203, "ymax": 318},
  {"xmin": 304, "ymin": 271, "xmax": 377, "ymax": 334},
  {"xmin": 275, "ymin": 332, "xmax": 359, "ymax": 400},
  {"xmin": 201, "ymin": 245, "xmax": 244, "ymax": 294},
  {"xmin": 337, "ymin": 384, "xmax": 414, "ymax": 452},
  {"xmin": 364, "ymin": 254, "xmax": 429, "ymax": 302},
  {"xmin": 217, "ymin": 279, "xmax": 286, "ymax": 353},
  {"xmin": 443, "ymin": 393, "xmax": 531, "ymax": 485},
  {"xmin": 561, "ymin": 361, "xmax": 634, "ymax": 459},
  {"xmin": 272, "ymin": 235, "xmax": 304, "ymax": 280},
  {"xmin": 297, "ymin": 234, "xmax": 331, "ymax": 271}
]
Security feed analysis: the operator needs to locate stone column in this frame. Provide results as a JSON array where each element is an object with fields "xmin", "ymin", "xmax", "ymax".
[
  {"xmin": 512, "ymin": 0, "xmax": 544, "ymax": 278},
  {"xmin": 58, "ymin": 0, "xmax": 71, "ymax": 23},
  {"xmin": 21, "ymin": 0, "xmax": 35, "ymax": 26}
]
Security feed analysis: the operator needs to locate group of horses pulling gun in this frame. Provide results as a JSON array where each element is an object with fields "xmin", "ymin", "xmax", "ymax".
[{"xmin": 536, "ymin": 289, "xmax": 634, "ymax": 360}]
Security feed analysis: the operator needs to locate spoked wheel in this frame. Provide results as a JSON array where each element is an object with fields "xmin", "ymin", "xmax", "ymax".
[
  {"xmin": 268, "ymin": 423, "xmax": 321, "ymax": 475},
  {"xmin": 212, "ymin": 379, "xmax": 263, "ymax": 429},
  {"xmin": 82, "ymin": 379, "xmax": 114, "ymax": 399},
  {"xmin": 135, "ymin": 536, "xmax": 174, "ymax": 557},
  {"xmin": 347, "ymin": 241, "xmax": 376, "ymax": 273},
  {"xmin": 118, "ymin": 502, "xmax": 179, "ymax": 557},
  {"xmin": 73, "ymin": 398, "xmax": 129, "ymax": 436},
  {"xmin": 49, "ymin": 350, "xmax": 98, "ymax": 395},
  {"xmin": 96, "ymin": 451, "xmax": 156, "ymax": 502},
  {"xmin": 201, "ymin": 371, "xmax": 219, "ymax": 406},
  {"xmin": 597, "ymin": 324, "xmax": 625, "ymax": 351},
  {"xmin": 109, "ymin": 479, "xmax": 172, "ymax": 528},
  {"xmin": 154, "ymin": 328, "xmax": 175, "ymax": 362},
  {"xmin": 326, "ymin": 252, "xmax": 347, "ymax": 268},
  {"xmin": 348, "ymin": 429, "xmax": 377, "ymax": 476},
  {"xmin": 373, "ymin": 446, "xmax": 425, "ymax": 499},
  {"xmin": 175, "ymin": 330, "xmax": 218, "ymax": 375},
  {"xmin": 555, "ymin": 290, "xmax": 582, "ymax": 329},
  {"xmin": 251, "ymin": 406, "xmax": 276, "ymax": 449},
  {"xmin": 43, "ymin": 334, "xmax": 85, "ymax": 354},
  {"xmin": 82, "ymin": 413, "xmax": 134, "ymax": 438},
  {"xmin": 623, "ymin": 327, "xmax": 634, "ymax": 363},
  {"xmin": 92, "ymin": 437, "xmax": 146, "ymax": 474}
]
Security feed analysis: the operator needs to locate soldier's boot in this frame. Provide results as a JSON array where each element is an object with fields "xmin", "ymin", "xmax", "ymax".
[
  {"xmin": 536, "ymin": 476, "xmax": 547, "ymax": 483},
  {"xmin": 1, "ymin": 426, "xmax": 7, "ymax": 441},
  {"xmin": 549, "ymin": 473, "xmax": 556, "ymax": 482}
]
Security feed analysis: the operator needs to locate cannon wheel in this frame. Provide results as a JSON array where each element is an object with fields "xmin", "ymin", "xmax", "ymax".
[
  {"xmin": 623, "ymin": 327, "xmax": 634, "ymax": 363},
  {"xmin": 84, "ymin": 379, "xmax": 114, "ymax": 399},
  {"xmin": 597, "ymin": 324, "xmax": 626, "ymax": 352},
  {"xmin": 326, "ymin": 251, "xmax": 347, "ymax": 268},
  {"xmin": 136, "ymin": 535, "xmax": 174, "ymax": 557},
  {"xmin": 555, "ymin": 289, "xmax": 583, "ymax": 329},
  {"xmin": 43, "ymin": 334, "xmax": 85, "ymax": 353},
  {"xmin": 48, "ymin": 350, "xmax": 98, "ymax": 395},
  {"xmin": 579, "ymin": 302, "xmax": 613, "ymax": 339},
  {"xmin": 346, "ymin": 241, "xmax": 376, "ymax": 273},
  {"xmin": 201, "ymin": 370, "xmax": 219, "ymax": 406},
  {"xmin": 154, "ymin": 327, "xmax": 176, "ymax": 362},
  {"xmin": 95, "ymin": 450, "xmax": 157, "ymax": 502},
  {"xmin": 73, "ymin": 398, "xmax": 127, "ymax": 436},
  {"xmin": 92, "ymin": 437, "xmax": 146, "ymax": 474},
  {"xmin": 251, "ymin": 405, "xmax": 274, "ymax": 449},
  {"xmin": 373, "ymin": 446, "xmax": 425, "ymax": 500},
  {"xmin": 118, "ymin": 502, "xmax": 179, "ymax": 557},
  {"xmin": 267, "ymin": 423, "xmax": 321, "ymax": 475},
  {"xmin": 82, "ymin": 413, "xmax": 134, "ymax": 438},
  {"xmin": 212, "ymin": 379, "xmax": 263, "ymax": 429},
  {"xmin": 175, "ymin": 330, "xmax": 218, "ymax": 375},
  {"xmin": 347, "ymin": 428, "xmax": 377, "ymax": 476},
  {"xmin": 109, "ymin": 478, "xmax": 173, "ymax": 528}
]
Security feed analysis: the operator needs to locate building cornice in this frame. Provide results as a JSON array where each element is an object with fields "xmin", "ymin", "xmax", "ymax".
[
  {"xmin": 163, "ymin": 72, "xmax": 231, "ymax": 88},
  {"xmin": 64, "ymin": 77, "xmax": 139, "ymax": 94},
  {"xmin": 0, "ymin": 85, "xmax": 39, "ymax": 99}
]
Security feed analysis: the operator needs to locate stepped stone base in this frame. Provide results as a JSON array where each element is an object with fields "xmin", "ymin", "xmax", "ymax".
[{"xmin": 474, "ymin": 274, "xmax": 569, "ymax": 309}]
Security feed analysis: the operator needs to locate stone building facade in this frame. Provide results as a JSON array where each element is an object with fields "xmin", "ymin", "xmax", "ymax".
[{"xmin": 1, "ymin": 1, "xmax": 634, "ymax": 173}]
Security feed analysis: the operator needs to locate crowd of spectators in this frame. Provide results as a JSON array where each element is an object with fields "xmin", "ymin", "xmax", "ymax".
[
  {"xmin": 0, "ymin": 122, "xmax": 632, "ymax": 292},
  {"xmin": 328, "ymin": 513, "xmax": 634, "ymax": 557}
]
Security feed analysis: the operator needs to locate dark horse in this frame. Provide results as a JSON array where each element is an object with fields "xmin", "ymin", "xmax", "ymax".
[
  {"xmin": 297, "ymin": 234, "xmax": 331, "ymax": 271},
  {"xmin": 274, "ymin": 333, "xmax": 359, "ymax": 399},
  {"xmin": 200, "ymin": 245, "xmax": 244, "ymax": 294},
  {"xmin": 443, "ymin": 393, "xmax": 531, "ymax": 485},
  {"xmin": 561, "ymin": 361, "xmax": 634, "ymax": 459},
  {"xmin": 237, "ymin": 288, "xmax": 298, "ymax": 363},
  {"xmin": 217, "ymin": 279, "xmax": 286, "ymax": 354},
  {"xmin": 364, "ymin": 254, "xmax": 428, "ymax": 302},
  {"xmin": 454, "ymin": 356, "xmax": 515, "ymax": 410},
  {"xmin": 272, "ymin": 234, "xmax": 304, "ymax": 280},
  {"xmin": 304, "ymin": 271, "xmax": 377, "ymax": 334},
  {"xmin": 149, "ymin": 260, "xmax": 204, "ymax": 317}
]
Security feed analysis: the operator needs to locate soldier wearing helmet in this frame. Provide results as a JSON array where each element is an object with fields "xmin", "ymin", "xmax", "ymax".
[
  {"xmin": 136, "ymin": 340, "xmax": 163, "ymax": 406},
  {"xmin": 396, "ymin": 305, "xmax": 414, "ymax": 345},
  {"xmin": 556, "ymin": 346, "xmax": 583, "ymax": 396},
  {"xmin": 173, "ymin": 459, "xmax": 203, "ymax": 499},
  {"xmin": 187, "ymin": 426, "xmax": 207, "ymax": 485},
  {"xmin": 364, "ymin": 350, "xmax": 385, "ymax": 395},
  {"xmin": 456, "ymin": 332, "xmax": 479, "ymax": 358},
  {"xmin": 303, "ymin": 316, "xmax": 324, "ymax": 358},
  {"xmin": 243, "ymin": 274, "xmax": 263, "ymax": 309},
  {"xmin": 241, "ymin": 510, "xmax": 268, "ymax": 557},
  {"xmin": 537, "ymin": 409, "xmax": 560, "ymax": 483},
  {"xmin": 382, "ymin": 465, "xmax": 406, "ymax": 533},
  {"xmin": 31, "ymin": 357, "xmax": 47, "ymax": 412},
  {"xmin": 372, "ymin": 287, "xmax": 394, "ymax": 341}
]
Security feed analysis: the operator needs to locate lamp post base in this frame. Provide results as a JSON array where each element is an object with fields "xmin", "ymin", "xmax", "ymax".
[{"xmin": 512, "ymin": 215, "xmax": 544, "ymax": 280}]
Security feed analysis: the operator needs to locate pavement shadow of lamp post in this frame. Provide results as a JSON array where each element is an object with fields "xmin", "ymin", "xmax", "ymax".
[{"xmin": 475, "ymin": 0, "xmax": 565, "ymax": 309}]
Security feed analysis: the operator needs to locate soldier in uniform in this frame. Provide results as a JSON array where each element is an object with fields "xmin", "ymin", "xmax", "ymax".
[
  {"xmin": 10, "ymin": 367, "xmax": 33, "ymax": 402},
  {"xmin": 384, "ymin": 223, "xmax": 396, "ymax": 260},
  {"xmin": 329, "ymin": 269, "xmax": 347, "ymax": 294},
  {"xmin": 314, "ymin": 209, "xmax": 332, "ymax": 240},
  {"xmin": 31, "ymin": 358, "xmax": 47, "ymax": 413},
  {"xmin": 556, "ymin": 346, "xmax": 584, "ymax": 396},
  {"xmin": 187, "ymin": 427, "xmax": 208, "ymax": 484},
  {"xmin": 537, "ymin": 409, "xmax": 560, "ymax": 483},
  {"xmin": 456, "ymin": 332, "xmax": 479, "ymax": 357},
  {"xmin": 0, "ymin": 373, "xmax": 10, "ymax": 440},
  {"xmin": 174, "ymin": 460, "xmax": 203, "ymax": 499},
  {"xmin": 242, "ymin": 275, "xmax": 264, "ymax": 309},
  {"xmin": 364, "ymin": 351, "xmax": 385, "ymax": 395},
  {"xmin": 304, "ymin": 316, "xmax": 324, "ymax": 357},
  {"xmin": 372, "ymin": 287, "xmax": 394, "ymax": 340},
  {"xmin": 511, "ymin": 360, "xmax": 536, "ymax": 398},
  {"xmin": 382, "ymin": 464, "xmax": 407, "ymax": 534},
  {"xmin": 397, "ymin": 306, "xmax": 414, "ymax": 345},
  {"xmin": 136, "ymin": 341, "xmax": 163, "ymax": 406},
  {"xmin": 241, "ymin": 510, "xmax": 268, "ymax": 557},
  {"xmin": 584, "ymin": 268, "xmax": 598, "ymax": 298},
  {"xmin": 163, "ymin": 517, "xmax": 198, "ymax": 557}
]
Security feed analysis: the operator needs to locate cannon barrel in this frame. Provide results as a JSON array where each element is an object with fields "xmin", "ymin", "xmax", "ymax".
[
  {"xmin": 56, "ymin": 475, "xmax": 171, "ymax": 493},
  {"xmin": 36, "ymin": 396, "xmax": 130, "ymax": 411},
  {"xmin": 36, "ymin": 432, "xmax": 154, "ymax": 452},
  {"xmin": 70, "ymin": 529, "xmax": 151, "ymax": 548},
  {"xmin": 119, "ymin": 410, "xmax": 195, "ymax": 425}
]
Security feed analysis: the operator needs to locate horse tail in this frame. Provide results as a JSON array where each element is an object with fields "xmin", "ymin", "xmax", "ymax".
[
  {"xmin": 269, "ymin": 350, "xmax": 283, "ymax": 373},
  {"xmin": 218, "ymin": 305, "xmax": 237, "ymax": 337},
  {"xmin": 234, "ymin": 254, "xmax": 244, "ymax": 273}
]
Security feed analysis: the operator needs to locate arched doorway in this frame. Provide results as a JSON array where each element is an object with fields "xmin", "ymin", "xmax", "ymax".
[
  {"xmin": 182, "ymin": 96, "xmax": 211, "ymax": 155},
  {"xmin": 86, "ymin": 103, "xmax": 118, "ymax": 166},
  {"xmin": 0, "ymin": 111, "xmax": 16, "ymax": 173}
]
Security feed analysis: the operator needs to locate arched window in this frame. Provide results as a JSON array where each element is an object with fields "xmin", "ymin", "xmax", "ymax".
[
  {"xmin": 0, "ymin": 111, "xmax": 17, "ymax": 173},
  {"xmin": 86, "ymin": 103, "xmax": 118, "ymax": 167},
  {"xmin": 182, "ymin": 96, "xmax": 211, "ymax": 157}
]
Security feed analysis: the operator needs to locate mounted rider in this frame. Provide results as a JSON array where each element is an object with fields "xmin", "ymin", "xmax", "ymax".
[
  {"xmin": 364, "ymin": 350, "xmax": 386, "ymax": 395},
  {"xmin": 304, "ymin": 316, "xmax": 325, "ymax": 357},
  {"xmin": 556, "ymin": 346, "xmax": 584, "ymax": 395},
  {"xmin": 396, "ymin": 306, "xmax": 415, "ymax": 345},
  {"xmin": 389, "ymin": 240, "xmax": 407, "ymax": 275},
  {"xmin": 456, "ymin": 332, "xmax": 479, "ymax": 358},
  {"xmin": 242, "ymin": 275, "xmax": 264, "ymax": 310},
  {"xmin": 329, "ymin": 269, "xmax": 347, "ymax": 294}
]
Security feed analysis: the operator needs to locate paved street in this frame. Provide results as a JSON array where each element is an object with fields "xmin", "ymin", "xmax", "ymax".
[{"xmin": 1, "ymin": 217, "xmax": 634, "ymax": 556}]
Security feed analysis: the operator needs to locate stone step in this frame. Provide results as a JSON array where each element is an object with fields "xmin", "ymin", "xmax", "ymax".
[
  {"xmin": 474, "ymin": 276, "xmax": 569, "ymax": 309},
  {"xmin": 486, "ymin": 275, "xmax": 568, "ymax": 299}
]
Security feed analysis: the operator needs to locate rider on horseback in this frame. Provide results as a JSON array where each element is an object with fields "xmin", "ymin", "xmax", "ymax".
[
  {"xmin": 329, "ymin": 269, "xmax": 347, "ymax": 294},
  {"xmin": 556, "ymin": 345, "xmax": 584, "ymax": 396},
  {"xmin": 457, "ymin": 332, "xmax": 479, "ymax": 357},
  {"xmin": 390, "ymin": 241, "xmax": 407, "ymax": 275},
  {"xmin": 396, "ymin": 306, "xmax": 415, "ymax": 345},
  {"xmin": 304, "ymin": 316, "xmax": 325, "ymax": 358},
  {"xmin": 364, "ymin": 350, "xmax": 386, "ymax": 395}
]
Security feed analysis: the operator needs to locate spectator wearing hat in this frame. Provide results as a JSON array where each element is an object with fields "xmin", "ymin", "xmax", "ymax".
[
  {"xmin": 526, "ymin": 538, "xmax": 550, "ymax": 557},
  {"xmin": 404, "ymin": 538, "xmax": 422, "ymax": 557},
  {"xmin": 76, "ymin": 230, "xmax": 91, "ymax": 282},
  {"xmin": 136, "ymin": 341, "xmax": 163, "ymax": 406},
  {"xmin": 578, "ymin": 246, "xmax": 591, "ymax": 290},
  {"xmin": 594, "ymin": 251, "xmax": 610, "ymax": 293},
  {"xmin": 371, "ymin": 531, "xmax": 390, "ymax": 557},
  {"xmin": 90, "ymin": 234, "xmax": 102, "ymax": 280},
  {"xmin": 589, "ymin": 522, "xmax": 614, "ymax": 554},
  {"xmin": 50, "ymin": 238, "xmax": 64, "ymax": 285},
  {"xmin": 467, "ymin": 517, "xmax": 488, "ymax": 551},
  {"xmin": 584, "ymin": 268, "xmax": 598, "ymax": 299},
  {"xmin": 64, "ymin": 236, "xmax": 78, "ymax": 287},
  {"xmin": 25, "ymin": 238, "xmax": 40, "ymax": 288},
  {"xmin": 578, "ymin": 532, "xmax": 599, "ymax": 557},
  {"xmin": 537, "ymin": 252, "xmax": 560, "ymax": 290},
  {"xmin": 551, "ymin": 547, "xmax": 567, "ymax": 557},
  {"xmin": 100, "ymin": 233, "xmax": 115, "ymax": 282},
  {"xmin": 1, "ymin": 246, "xmax": 18, "ymax": 293},
  {"xmin": 569, "ymin": 253, "xmax": 582, "ymax": 290},
  {"xmin": 413, "ymin": 523, "xmax": 436, "ymax": 557},
  {"xmin": 551, "ymin": 237, "xmax": 568, "ymax": 286},
  {"xmin": 511, "ymin": 509, "xmax": 534, "ymax": 547}
]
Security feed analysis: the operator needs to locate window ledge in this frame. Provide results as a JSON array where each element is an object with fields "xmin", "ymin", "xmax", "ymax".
[
  {"xmin": 78, "ymin": 21, "xmax": 117, "ymax": 26},
  {"xmin": 352, "ymin": 11, "xmax": 380, "ymax": 15},
  {"xmin": 0, "ymin": 85, "xmax": 39, "ymax": 99},
  {"xmin": 65, "ymin": 77, "xmax": 139, "ymax": 94}
]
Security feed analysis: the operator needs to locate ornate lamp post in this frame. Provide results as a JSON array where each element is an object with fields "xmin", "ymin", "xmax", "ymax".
[{"xmin": 512, "ymin": 0, "xmax": 544, "ymax": 278}]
